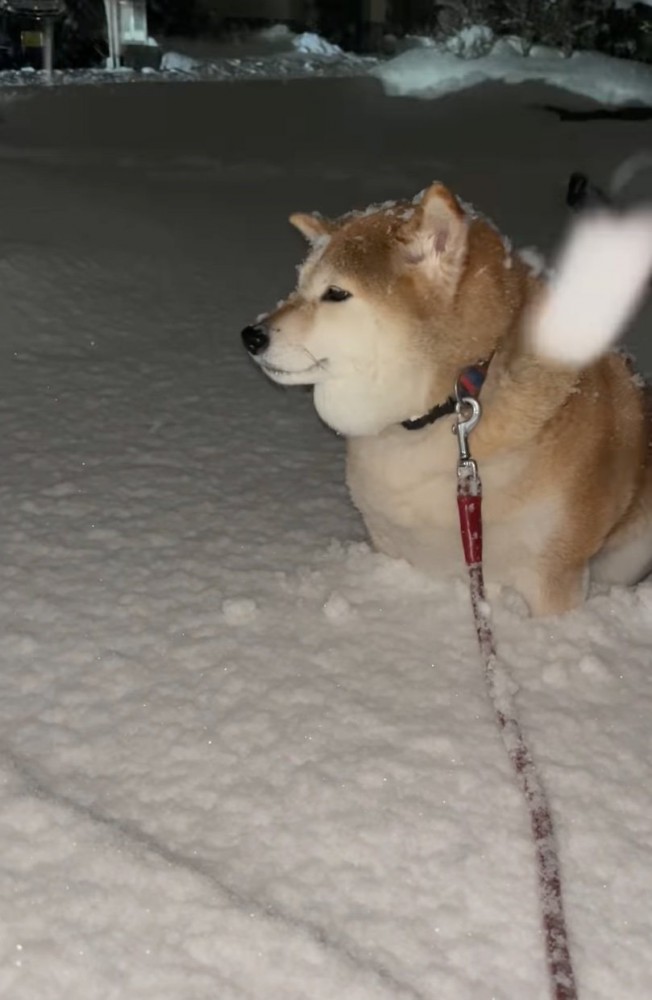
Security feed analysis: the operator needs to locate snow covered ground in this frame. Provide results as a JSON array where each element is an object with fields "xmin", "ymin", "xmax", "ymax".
[
  {"xmin": 3, "ymin": 22, "xmax": 652, "ymax": 109},
  {"xmin": 0, "ymin": 74, "xmax": 651, "ymax": 999},
  {"xmin": 375, "ymin": 32, "xmax": 652, "ymax": 106},
  {"xmin": 0, "ymin": 25, "xmax": 378, "ymax": 89}
]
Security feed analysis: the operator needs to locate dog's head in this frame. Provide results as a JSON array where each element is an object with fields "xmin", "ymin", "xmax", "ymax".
[{"xmin": 242, "ymin": 183, "xmax": 495, "ymax": 437}]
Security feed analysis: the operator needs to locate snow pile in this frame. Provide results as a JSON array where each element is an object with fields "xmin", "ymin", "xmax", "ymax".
[
  {"xmin": 292, "ymin": 32, "xmax": 343, "ymax": 57},
  {"xmin": 0, "ymin": 27, "xmax": 371, "ymax": 90},
  {"xmin": 445, "ymin": 24, "xmax": 495, "ymax": 59},
  {"xmin": 1, "ymin": 21, "xmax": 652, "ymax": 105},
  {"xmin": 157, "ymin": 27, "xmax": 352, "ymax": 79},
  {"xmin": 160, "ymin": 51, "xmax": 201, "ymax": 74},
  {"xmin": 375, "ymin": 33, "xmax": 652, "ymax": 105}
]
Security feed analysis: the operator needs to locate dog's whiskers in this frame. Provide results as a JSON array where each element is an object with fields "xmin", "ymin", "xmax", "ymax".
[{"xmin": 304, "ymin": 349, "xmax": 328, "ymax": 370}]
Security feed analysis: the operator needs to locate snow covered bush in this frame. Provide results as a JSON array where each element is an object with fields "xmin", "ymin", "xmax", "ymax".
[
  {"xmin": 501, "ymin": 0, "xmax": 612, "ymax": 57},
  {"xmin": 445, "ymin": 23, "xmax": 495, "ymax": 57},
  {"xmin": 433, "ymin": 0, "xmax": 500, "ymax": 36},
  {"xmin": 428, "ymin": 0, "xmax": 620, "ymax": 58}
]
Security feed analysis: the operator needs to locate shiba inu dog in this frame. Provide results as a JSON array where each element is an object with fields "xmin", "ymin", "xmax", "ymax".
[{"xmin": 242, "ymin": 183, "xmax": 652, "ymax": 616}]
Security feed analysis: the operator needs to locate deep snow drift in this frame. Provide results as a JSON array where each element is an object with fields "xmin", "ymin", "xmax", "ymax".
[
  {"xmin": 0, "ymin": 77, "xmax": 650, "ymax": 1000},
  {"xmin": 375, "ymin": 32, "xmax": 652, "ymax": 106}
]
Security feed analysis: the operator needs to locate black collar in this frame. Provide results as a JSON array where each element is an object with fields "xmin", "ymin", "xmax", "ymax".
[
  {"xmin": 401, "ymin": 360, "xmax": 490, "ymax": 432},
  {"xmin": 401, "ymin": 396, "xmax": 456, "ymax": 431}
]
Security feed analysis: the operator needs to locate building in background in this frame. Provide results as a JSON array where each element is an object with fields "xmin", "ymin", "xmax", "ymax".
[
  {"xmin": 0, "ymin": 0, "xmax": 65, "ymax": 75},
  {"xmin": 104, "ymin": 0, "xmax": 156, "ymax": 68},
  {"xmin": 118, "ymin": 0, "xmax": 148, "ymax": 45}
]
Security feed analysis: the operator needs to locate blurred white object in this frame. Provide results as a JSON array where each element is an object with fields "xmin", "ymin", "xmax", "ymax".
[{"xmin": 528, "ymin": 209, "xmax": 652, "ymax": 366}]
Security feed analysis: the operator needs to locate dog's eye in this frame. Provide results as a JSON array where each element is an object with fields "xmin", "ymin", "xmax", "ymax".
[{"xmin": 321, "ymin": 286, "xmax": 351, "ymax": 303}]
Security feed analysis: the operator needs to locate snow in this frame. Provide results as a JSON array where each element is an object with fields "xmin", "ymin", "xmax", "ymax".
[
  {"xmin": 292, "ymin": 32, "xmax": 343, "ymax": 58},
  {"xmin": 0, "ymin": 24, "xmax": 651, "ymax": 108},
  {"xmin": 160, "ymin": 51, "xmax": 201, "ymax": 74},
  {"xmin": 444, "ymin": 24, "xmax": 495, "ymax": 59},
  {"xmin": 375, "ymin": 35, "xmax": 652, "ymax": 106},
  {"xmin": 0, "ymin": 27, "xmax": 375, "ymax": 90},
  {"xmin": 0, "ymin": 72, "xmax": 651, "ymax": 1000}
]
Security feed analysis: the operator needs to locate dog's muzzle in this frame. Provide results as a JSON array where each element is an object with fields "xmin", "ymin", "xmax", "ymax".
[{"xmin": 241, "ymin": 323, "xmax": 269, "ymax": 356}]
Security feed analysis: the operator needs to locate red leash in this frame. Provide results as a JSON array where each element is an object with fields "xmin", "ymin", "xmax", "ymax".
[{"xmin": 454, "ymin": 393, "xmax": 578, "ymax": 1000}]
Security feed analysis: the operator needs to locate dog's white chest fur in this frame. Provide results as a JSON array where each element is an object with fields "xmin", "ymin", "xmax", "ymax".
[{"xmin": 346, "ymin": 425, "xmax": 560, "ymax": 597}]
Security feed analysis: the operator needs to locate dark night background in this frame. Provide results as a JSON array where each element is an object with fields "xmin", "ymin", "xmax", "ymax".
[{"xmin": 1, "ymin": 1, "xmax": 652, "ymax": 70}]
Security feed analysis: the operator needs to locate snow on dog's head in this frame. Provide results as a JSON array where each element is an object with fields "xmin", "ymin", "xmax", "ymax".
[{"xmin": 243, "ymin": 183, "xmax": 503, "ymax": 437}]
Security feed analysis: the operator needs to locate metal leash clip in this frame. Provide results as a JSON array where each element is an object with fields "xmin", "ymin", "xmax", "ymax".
[{"xmin": 453, "ymin": 388, "xmax": 482, "ymax": 482}]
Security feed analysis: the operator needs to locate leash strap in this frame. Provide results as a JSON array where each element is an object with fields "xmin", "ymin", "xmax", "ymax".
[{"xmin": 454, "ymin": 395, "xmax": 578, "ymax": 1000}]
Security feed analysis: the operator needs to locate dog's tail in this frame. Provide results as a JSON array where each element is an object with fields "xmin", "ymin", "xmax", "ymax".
[{"xmin": 527, "ymin": 207, "xmax": 652, "ymax": 367}]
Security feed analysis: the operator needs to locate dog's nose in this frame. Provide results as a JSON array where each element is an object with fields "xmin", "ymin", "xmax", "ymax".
[{"xmin": 241, "ymin": 323, "xmax": 270, "ymax": 356}]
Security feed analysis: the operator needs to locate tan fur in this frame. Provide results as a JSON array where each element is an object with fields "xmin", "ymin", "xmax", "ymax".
[{"xmin": 248, "ymin": 183, "xmax": 652, "ymax": 616}]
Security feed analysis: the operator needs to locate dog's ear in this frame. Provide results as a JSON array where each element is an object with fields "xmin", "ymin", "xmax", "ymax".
[
  {"xmin": 289, "ymin": 212, "xmax": 331, "ymax": 245},
  {"xmin": 400, "ymin": 183, "xmax": 468, "ymax": 283}
]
